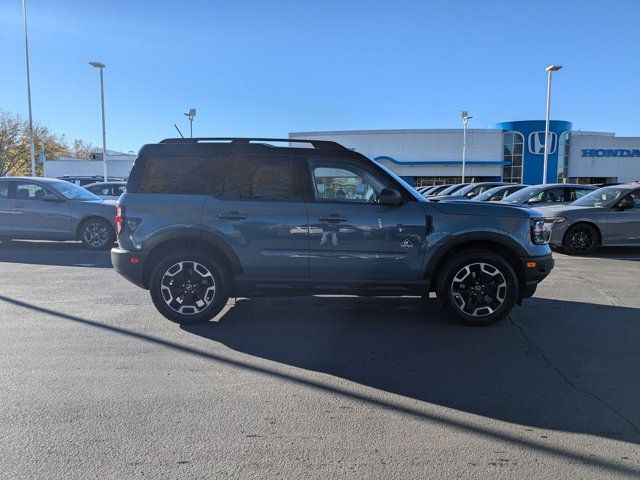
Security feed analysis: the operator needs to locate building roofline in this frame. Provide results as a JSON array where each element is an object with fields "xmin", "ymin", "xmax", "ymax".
[{"xmin": 290, "ymin": 128, "xmax": 503, "ymax": 136}]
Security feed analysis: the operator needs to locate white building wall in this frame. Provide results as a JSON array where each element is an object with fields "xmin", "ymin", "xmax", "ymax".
[
  {"xmin": 569, "ymin": 134, "xmax": 640, "ymax": 182},
  {"xmin": 290, "ymin": 129, "xmax": 504, "ymax": 179},
  {"xmin": 44, "ymin": 155, "xmax": 136, "ymax": 179}
]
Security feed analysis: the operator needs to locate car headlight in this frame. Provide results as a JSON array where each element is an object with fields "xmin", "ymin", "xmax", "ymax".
[
  {"xmin": 553, "ymin": 216, "xmax": 567, "ymax": 224},
  {"xmin": 530, "ymin": 218, "xmax": 549, "ymax": 245}
]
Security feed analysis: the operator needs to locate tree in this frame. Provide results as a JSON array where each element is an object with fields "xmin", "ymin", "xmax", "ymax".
[{"xmin": 0, "ymin": 110, "xmax": 92, "ymax": 176}]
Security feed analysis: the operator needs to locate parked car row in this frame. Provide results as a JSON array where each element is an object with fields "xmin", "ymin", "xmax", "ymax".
[{"xmin": 415, "ymin": 180, "xmax": 640, "ymax": 254}]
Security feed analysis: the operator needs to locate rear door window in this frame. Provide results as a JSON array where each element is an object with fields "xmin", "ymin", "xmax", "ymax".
[
  {"xmin": 218, "ymin": 155, "xmax": 291, "ymax": 200},
  {"xmin": 136, "ymin": 155, "xmax": 228, "ymax": 194}
]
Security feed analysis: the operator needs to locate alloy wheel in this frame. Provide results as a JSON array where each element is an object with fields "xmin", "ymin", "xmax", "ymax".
[
  {"xmin": 160, "ymin": 261, "xmax": 216, "ymax": 315},
  {"xmin": 569, "ymin": 228, "xmax": 595, "ymax": 253},
  {"xmin": 450, "ymin": 262, "xmax": 507, "ymax": 317},
  {"xmin": 83, "ymin": 222, "xmax": 109, "ymax": 248}
]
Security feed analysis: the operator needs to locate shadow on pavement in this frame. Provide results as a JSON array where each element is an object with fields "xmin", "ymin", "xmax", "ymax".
[
  {"xmin": 554, "ymin": 246, "xmax": 640, "ymax": 261},
  {"xmin": 183, "ymin": 296, "xmax": 640, "ymax": 446},
  {"xmin": 0, "ymin": 239, "xmax": 112, "ymax": 268},
  {"xmin": 1, "ymin": 293, "xmax": 638, "ymax": 477}
]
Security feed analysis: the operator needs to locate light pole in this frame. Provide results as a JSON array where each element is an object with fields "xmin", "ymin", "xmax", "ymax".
[
  {"xmin": 542, "ymin": 65, "xmax": 562, "ymax": 185},
  {"xmin": 461, "ymin": 111, "xmax": 472, "ymax": 182},
  {"xmin": 89, "ymin": 61, "xmax": 108, "ymax": 181},
  {"xmin": 184, "ymin": 108, "xmax": 196, "ymax": 137},
  {"xmin": 22, "ymin": 0, "xmax": 36, "ymax": 176}
]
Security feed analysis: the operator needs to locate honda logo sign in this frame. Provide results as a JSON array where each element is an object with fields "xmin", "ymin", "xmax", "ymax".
[{"xmin": 528, "ymin": 131, "xmax": 557, "ymax": 155}]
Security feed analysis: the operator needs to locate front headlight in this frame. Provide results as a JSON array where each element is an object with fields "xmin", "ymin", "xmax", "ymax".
[{"xmin": 530, "ymin": 218, "xmax": 549, "ymax": 245}]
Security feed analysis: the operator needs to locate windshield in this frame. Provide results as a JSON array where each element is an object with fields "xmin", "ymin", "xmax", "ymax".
[
  {"xmin": 439, "ymin": 183, "xmax": 469, "ymax": 196},
  {"xmin": 475, "ymin": 185, "xmax": 524, "ymax": 201},
  {"xmin": 571, "ymin": 187, "xmax": 625, "ymax": 207},
  {"xmin": 503, "ymin": 186, "xmax": 542, "ymax": 203},
  {"xmin": 49, "ymin": 181, "xmax": 101, "ymax": 201}
]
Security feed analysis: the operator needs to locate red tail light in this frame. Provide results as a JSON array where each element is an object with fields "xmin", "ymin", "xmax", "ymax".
[{"xmin": 115, "ymin": 205, "xmax": 125, "ymax": 239}]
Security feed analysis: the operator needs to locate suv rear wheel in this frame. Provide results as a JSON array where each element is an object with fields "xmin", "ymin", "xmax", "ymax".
[
  {"xmin": 149, "ymin": 250, "xmax": 230, "ymax": 324},
  {"xmin": 437, "ymin": 249, "xmax": 518, "ymax": 326}
]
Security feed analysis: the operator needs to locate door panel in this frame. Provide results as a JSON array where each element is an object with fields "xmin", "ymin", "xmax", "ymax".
[
  {"xmin": 606, "ymin": 191, "xmax": 640, "ymax": 245},
  {"xmin": 305, "ymin": 158, "xmax": 427, "ymax": 290},
  {"xmin": 11, "ymin": 182, "xmax": 72, "ymax": 238},
  {"xmin": 202, "ymin": 154, "xmax": 309, "ymax": 289}
]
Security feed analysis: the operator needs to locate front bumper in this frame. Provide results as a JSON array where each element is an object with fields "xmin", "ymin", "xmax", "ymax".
[
  {"xmin": 544, "ymin": 221, "xmax": 568, "ymax": 246},
  {"xmin": 519, "ymin": 253, "xmax": 554, "ymax": 300},
  {"xmin": 111, "ymin": 247, "xmax": 147, "ymax": 289}
]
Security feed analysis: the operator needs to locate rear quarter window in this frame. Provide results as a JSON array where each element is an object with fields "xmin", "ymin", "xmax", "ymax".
[{"xmin": 136, "ymin": 155, "xmax": 228, "ymax": 194}]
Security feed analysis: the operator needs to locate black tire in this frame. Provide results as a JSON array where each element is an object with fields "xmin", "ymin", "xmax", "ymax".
[
  {"xmin": 149, "ymin": 250, "xmax": 230, "ymax": 325},
  {"xmin": 562, "ymin": 223, "xmax": 599, "ymax": 255},
  {"xmin": 79, "ymin": 217, "xmax": 115, "ymax": 250},
  {"xmin": 436, "ymin": 249, "xmax": 518, "ymax": 326}
]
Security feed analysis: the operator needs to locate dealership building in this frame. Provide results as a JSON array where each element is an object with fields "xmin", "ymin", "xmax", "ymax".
[{"xmin": 290, "ymin": 120, "xmax": 640, "ymax": 187}]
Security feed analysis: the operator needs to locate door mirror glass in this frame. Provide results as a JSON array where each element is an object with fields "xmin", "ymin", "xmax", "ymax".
[
  {"xmin": 466, "ymin": 191, "xmax": 477, "ymax": 199},
  {"xmin": 42, "ymin": 193, "xmax": 62, "ymax": 202},
  {"xmin": 526, "ymin": 197, "xmax": 541, "ymax": 204},
  {"xmin": 617, "ymin": 197, "xmax": 634, "ymax": 210},
  {"xmin": 378, "ymin": 188, "xmax": 403, "ymax": 206}
]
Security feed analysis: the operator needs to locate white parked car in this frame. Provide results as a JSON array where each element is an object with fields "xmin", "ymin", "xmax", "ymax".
[{"xmin": 84, "ymin": 181, "xmax": 127, "ymax": 199}]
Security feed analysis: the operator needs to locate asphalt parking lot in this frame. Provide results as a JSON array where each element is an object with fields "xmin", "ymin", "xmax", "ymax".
[{"xmin": 0, "ymin": 240, "xmax": 639, "ymax": 479}]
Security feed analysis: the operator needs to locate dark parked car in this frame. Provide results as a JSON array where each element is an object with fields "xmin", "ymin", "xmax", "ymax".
[
  {"xmin": 57, "ymin": 175, "xmax": 125, "ymax": 186},
  {"xmin": 112, "ymin": 137, "xmax": 554, "ymax": 326},
  {"xmin": 537, "ymin": 184, "xmax": 640, "ymax": 254},
  {"xmin": 502, "ymin": 183, "xmax": 597, "ymax": 206},
  {"xmin": 472, "ymin": 184, "xmax": 527, "ymax": 202},
  {"xmin": 0, "ymin": 177, "xmax": 117, "ymax": 249},
  {"xmin": 84, "ymin": 181, "xmax": 127, "ymax": 199}
]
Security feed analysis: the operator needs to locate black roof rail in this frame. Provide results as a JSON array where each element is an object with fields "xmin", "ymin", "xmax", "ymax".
[{"xmin": 159, "ymin": 137, "xmax": 347, "ymax": 151}]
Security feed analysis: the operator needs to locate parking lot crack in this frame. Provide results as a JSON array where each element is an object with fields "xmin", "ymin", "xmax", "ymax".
[{"xmin": 509, "ymin": 314, "xmax": 640, "ymax": 437}]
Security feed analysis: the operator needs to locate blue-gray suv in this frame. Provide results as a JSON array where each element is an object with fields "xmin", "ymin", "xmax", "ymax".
[{"xmin": 111, "ymin": 138, "xmax": 554, "ymax": 326}]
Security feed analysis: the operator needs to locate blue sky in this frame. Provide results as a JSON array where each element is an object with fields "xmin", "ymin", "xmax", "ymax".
[{"xmin": 1, "ymin": 0, "xmax": 639, "ymax": 154}]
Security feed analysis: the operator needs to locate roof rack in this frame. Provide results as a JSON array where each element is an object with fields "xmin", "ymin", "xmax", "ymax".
[{"xmin": 159, "ymin": 137, "xmax": 347, "ymax": 151}]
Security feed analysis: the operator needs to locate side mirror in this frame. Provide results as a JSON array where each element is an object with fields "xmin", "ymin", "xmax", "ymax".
[
  {"xmin": 378, "ymin": 188, "xmax": 404, "ymax": 206},
  {"xmin": 527, "ymin": 197, "xmax": 541, "ymax": 205},
  {"xmin": 466, "ymin": 192, "xmax": 477, "ymax": 199},
  {"xmin": 617, "ymin": 198, "xmax": 634, "ymax": 210},
  {"xmin": 42, "ymin": 193, "xmax": 62, "ymax": 202}
]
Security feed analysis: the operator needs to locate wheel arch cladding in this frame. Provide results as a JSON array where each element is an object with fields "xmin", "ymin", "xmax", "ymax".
[
  {"xmin": 427, "ymin": 239, "xmax": 525, "ymax": 295},
  {"xmin": 142, "ymin": 237, "xmax": 242, "ymax": 289}
]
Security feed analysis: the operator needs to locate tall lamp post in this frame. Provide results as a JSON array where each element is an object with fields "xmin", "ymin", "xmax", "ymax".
[
  {"xmin": 461, "ymin": 111, "xmax": 473, "ymax": 183},
  {"xmin": 542, "ymin": 65, "xmax": 562, "ymax": 185},
  {"xmin": 184, "ymin": 108, "xmax": 196, "ymax": 137},
  {"xmin": 89, "ymin": 61, "xmax": 108, "ymax": 181},
  {"xmin": 22, "ymin": 0, "xmax": 36, "ymax": 176}
]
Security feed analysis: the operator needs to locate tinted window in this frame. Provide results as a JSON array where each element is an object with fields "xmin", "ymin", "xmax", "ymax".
[
  {"xmin": 569, "ymin": 187, "xmax": 594, "ymax": 202},
  {"xmin": 219, "ymin": 155, "xmax": 291, "ymax": 200},
  {"xmin": 137, "ymin": 156, "xmax": 227, "ymax": 194},
  {"xmin": 0, "ymin": 182, "xmax": 8, "ymax": 199},
  {"xmin": 14, "ymin": 183, "xmax": 49, "ymax": 201},
  {"xmin": 538, "ymin": 188, "xmax": 566, "ymax": 203}
]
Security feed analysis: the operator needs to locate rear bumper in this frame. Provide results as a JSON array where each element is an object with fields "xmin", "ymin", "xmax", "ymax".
[
  {"xmin": 111, "ymin": 247, "xmax": 147, "ymax": 289},
  {"xmin": 520, "ymin": 253, "xmax": 554, "ymax": 299}
]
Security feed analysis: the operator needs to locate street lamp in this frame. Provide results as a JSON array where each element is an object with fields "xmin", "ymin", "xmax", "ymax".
[
  {"xmin": 89, "ymin": 61, "xmax": 108, "ymax": 181},
  {"xmin": 542, "ymin": 64, "xmax": 562, "ymax": 185},
  {"xmin": 461, "ymin": 111, "xmax": 473, "ymax": 182},
  {"xmin": 22, "ymin": 0, "xmax": 36, "ymax": 176},
  {"xmin": 184, "ymin": 108, "xmax": 196, "ymax": 138}
]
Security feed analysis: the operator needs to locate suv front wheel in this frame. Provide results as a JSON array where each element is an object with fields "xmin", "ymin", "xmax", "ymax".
[
  {"xmin": 149, "ymin": 250, "xmax": 230, "ymax": 324},
  {"xmin": 437, "ymin": 249, "xmax": 518, "ymax": 326}
]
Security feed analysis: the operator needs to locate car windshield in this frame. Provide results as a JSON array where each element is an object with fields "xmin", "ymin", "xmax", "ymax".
[
  {"xmin": 49, "ymin": 181, "xmax": 101, "ymax": 201},
  {"xmin": 503, "ymin": 186, "xmax": 542, "ymax": 203},
  {"xmin": 571, "ymin": 187, "xmax": 625, "ymax": 207},
  {"xmin": 439, "ymin": 184, "xmax": 469, "ymax": 195},
  {"xmin": 474, "ymin": 186, "xmax": 506, "ymax": 201}
]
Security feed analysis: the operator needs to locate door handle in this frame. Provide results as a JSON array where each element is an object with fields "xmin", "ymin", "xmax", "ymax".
[
  {"xmin": 217, "ymin": 211, "xmax": 247, "ymax": 220},
  {"xmin": 319, "ymin": 214, "xmax": 348, "ymax": 223}
]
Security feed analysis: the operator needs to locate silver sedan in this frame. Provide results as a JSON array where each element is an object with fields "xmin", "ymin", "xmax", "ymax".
[{"xmin": 537, "ymin": 184, "xmax": 640, "ymax": 254}]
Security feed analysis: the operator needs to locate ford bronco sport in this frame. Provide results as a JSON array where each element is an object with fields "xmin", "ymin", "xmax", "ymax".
[{"xmin": 111, "ymin": 138, "xmax": 554, "ymax": 326}]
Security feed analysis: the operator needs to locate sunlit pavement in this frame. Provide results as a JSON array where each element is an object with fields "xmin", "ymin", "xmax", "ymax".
[{"xmin": 1, "ymin": 240, "xmax": 639, "ymax": 479}]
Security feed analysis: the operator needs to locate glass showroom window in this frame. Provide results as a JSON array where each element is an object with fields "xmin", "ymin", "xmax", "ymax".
[
  {"xmin": 557, "ymin": 132, "xmax": 570, "ymax": 182},
  {"xmin": 502, "ymin": 131, "xmax": 524, "ymax": 183}
]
